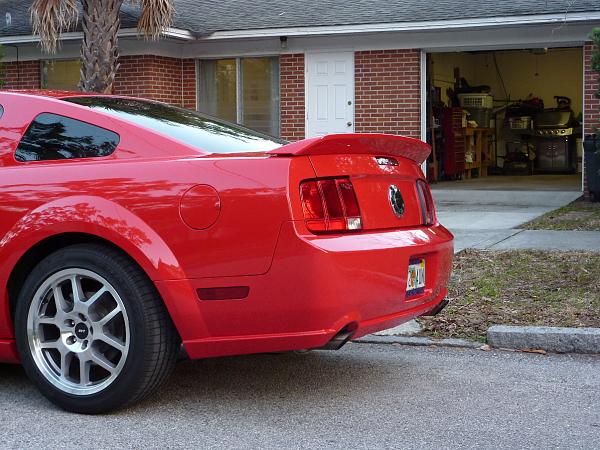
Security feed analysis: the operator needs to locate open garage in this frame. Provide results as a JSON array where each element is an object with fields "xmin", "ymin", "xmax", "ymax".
[{"xmin": 427, "ymin": 47, "xmax": 584, "ymax": 192}]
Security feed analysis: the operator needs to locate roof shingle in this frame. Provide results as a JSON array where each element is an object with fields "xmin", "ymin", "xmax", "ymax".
[{"xmin": 1, "ymin": 0, "xmax": 599, "ymax": 38}]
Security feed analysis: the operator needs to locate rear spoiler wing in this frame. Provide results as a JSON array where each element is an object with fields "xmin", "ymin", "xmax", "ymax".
[{"xmin": 268, "ymin": 133, "xmax": 431, "ymax": 165}]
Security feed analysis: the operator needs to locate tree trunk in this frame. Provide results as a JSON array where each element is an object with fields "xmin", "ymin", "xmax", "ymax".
[{"xmin": 79, "ymin": 0, "xmax": 123, "ymax": 93}]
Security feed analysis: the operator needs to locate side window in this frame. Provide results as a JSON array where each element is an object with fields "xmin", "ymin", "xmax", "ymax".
[
  {"xmin": 0, "ymin": 105, "xmax": 4, "ymax": 119},
  {"xmin": 15, "ymin": 113, "xmax": 120, "ymax": 162}
]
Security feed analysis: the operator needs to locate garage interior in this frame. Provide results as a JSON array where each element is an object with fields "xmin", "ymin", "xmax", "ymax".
[{"xmin": 426, "ymin": 47, "xmax": 584, "ymax": 191}]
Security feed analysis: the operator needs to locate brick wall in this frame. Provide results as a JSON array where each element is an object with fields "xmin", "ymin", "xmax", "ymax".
[
  {"xmin": 354, "ymin": 49, "xmax": 421, "ymax": 139},
  {"xmin": 181, "ymin": 59, "xmax": 197, "ymax": 109},
  {"xmin": 2, "ymin": 60, "xmax": 41, "ymax": 89},
  {"xmin": 114, "ymin": 55, "xmax": 196, "ymax": 108},
  {"xmin": 280, "ymin": 54, "xmax": 305, "ymax": 141},
  {"xmin": 1, "ymin": 56, "xmax": 196, "ymax": 108},
  {"xmin": 584, "ymin": 42, "xmax": 599, "ymax": 136},
  {"xmin": 584, "ymin": 42, "xmax": 599, "ymax": 198}
]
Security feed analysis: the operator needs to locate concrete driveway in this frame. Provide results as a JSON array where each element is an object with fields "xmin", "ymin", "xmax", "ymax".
[
  {"xmin": 1, "ymin": 344, "xmax": 598, "ymax": 449},
  {"xmin": 431, "ymin": 175, "xmax": 583, "ymax": 252}
]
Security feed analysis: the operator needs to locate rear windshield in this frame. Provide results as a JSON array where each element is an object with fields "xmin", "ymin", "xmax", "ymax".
[{"xmin": 64, "ymin": 97, "xmax": 287, "ymax": 154}]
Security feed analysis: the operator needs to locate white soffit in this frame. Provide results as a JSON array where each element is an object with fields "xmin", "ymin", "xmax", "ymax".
[{"xmin": 0, "ymin": 27, "xmax": 194, "ymax": 45}]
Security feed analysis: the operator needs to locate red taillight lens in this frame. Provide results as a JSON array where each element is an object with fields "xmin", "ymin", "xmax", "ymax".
[
  {"xmin": 300, "ymin": 178, "xmax": 362, "ymax": 233},
  {"xmin": 416, "ymin": 179, "xmax": 437, "ymax": 226},
  {"xmin": 337, "ymin": 179, "xmax": 360, "ymax": 217},
  {"xmin": 300, "ymin": 181, "xmax": 327, "ymax": 232}
]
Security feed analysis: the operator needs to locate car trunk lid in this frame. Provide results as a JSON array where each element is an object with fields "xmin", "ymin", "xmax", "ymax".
[{"xmin": 272, "ymin": 134, "xmax": 431, "ymax": 231}]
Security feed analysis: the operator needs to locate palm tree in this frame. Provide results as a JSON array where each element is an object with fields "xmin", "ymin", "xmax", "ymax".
[{"xmin": 30, "ymin": 0, "xmax": 174, "ymax": 93}]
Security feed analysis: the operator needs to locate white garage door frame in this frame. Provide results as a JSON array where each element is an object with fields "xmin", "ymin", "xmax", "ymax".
[
  {"xmin": 422, "ymin": 44, "xmax": 586, "ymax": 192},
  {"xmin": 420, "ymin": 50, "xmax": 427, "ymax": 174}
]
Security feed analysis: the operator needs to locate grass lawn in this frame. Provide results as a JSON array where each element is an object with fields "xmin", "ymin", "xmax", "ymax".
[
  {"xmin": 521, "ymin": 200, "xmax": 600, "ymax": 231},
  {"xmin": 417, "ymin": 249, "xmax": 600, "ymax": 342}
]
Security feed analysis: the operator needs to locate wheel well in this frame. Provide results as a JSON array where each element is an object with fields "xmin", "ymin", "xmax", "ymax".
[{"xmin": 7, "ymin": 233, "xmax": 144, "ymax": 321}]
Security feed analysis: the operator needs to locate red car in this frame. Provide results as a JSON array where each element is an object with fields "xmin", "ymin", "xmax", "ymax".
[{"xmin": 0, "ymin": 91, "xmax": 453, "ymax": 413}]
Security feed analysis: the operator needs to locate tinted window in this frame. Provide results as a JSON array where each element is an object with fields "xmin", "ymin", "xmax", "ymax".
[
  {"xmin": 64, "ymin": 97, "xmax": 286, "ymax": 154},
  {"xmin": 15, "ymin": 113, "xmax": 120, "ymax": 162},
  {"xmin": 0, "ymin": 105, "xmax": 4, "ymax": 119}
]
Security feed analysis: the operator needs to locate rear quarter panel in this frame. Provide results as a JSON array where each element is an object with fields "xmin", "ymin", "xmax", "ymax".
[{"xmin": 0, "ymin": 93, "xmax": 310, "ymax": 340}]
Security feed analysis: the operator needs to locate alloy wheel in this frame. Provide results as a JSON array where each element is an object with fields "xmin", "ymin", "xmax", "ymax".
[{"xmin": 26, "ymin": 268, "xmax": 130, "ymax": 396}]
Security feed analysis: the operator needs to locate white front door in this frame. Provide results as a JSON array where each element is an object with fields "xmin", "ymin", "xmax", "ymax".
[{"xmin": 305, "ymin": 52, "xmax": 354, "ymax": 138}]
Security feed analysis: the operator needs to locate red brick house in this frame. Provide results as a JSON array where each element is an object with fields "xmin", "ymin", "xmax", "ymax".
[{"xmin": 1, "ymin": 0, "xmax": 599, "ymax": 191}]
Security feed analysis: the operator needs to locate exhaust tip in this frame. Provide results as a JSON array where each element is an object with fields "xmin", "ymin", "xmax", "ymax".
[
  {"xmin": 421, "ymin": 298, "xmax": 449, "ymax": 317},
  {"xmin": 320, "ymin": 323, "xmax": 358, "ymax": 350}
]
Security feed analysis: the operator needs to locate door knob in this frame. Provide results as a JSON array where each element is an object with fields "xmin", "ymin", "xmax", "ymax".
[{"xmin": 347, "ymin": 122, "xmax": 352, "ymax": 127}]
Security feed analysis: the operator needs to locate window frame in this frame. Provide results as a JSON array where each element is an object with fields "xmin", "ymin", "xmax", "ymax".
[
  {"xmin": 196, "ymin": 56, "xmax": 281, "ymax": 137},
  {"xmin": 63, "ymin": 96, "xmax": 287, "ymax": 155},
  {"xmin": 14, "ymin": 112, "xmax": 121, "ymax": 163}
]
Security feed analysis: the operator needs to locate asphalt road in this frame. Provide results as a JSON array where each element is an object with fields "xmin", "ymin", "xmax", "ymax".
[{"xmin": 1, "ymin": 343, "xmax": 599, "ymax": 449}]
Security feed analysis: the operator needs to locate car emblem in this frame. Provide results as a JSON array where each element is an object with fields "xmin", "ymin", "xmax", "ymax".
[
  {"xmin": 74, "ymin": 323, "xmax": 89, "ymax": 340},
  {"xmin": 389, "ymin": 185, "xmax": 405, "ymax": 218}
]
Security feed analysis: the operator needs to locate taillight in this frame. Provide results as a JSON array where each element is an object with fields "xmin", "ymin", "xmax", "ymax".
[
  {"xmin": 416, "ymin": 179, "xmax": 436, "ymax": 226},
  {"xmin": 300, "ymin": 178, "xmax": 362, "ymax": 233}
]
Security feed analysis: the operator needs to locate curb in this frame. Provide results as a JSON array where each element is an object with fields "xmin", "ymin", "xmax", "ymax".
[
  {"xmin": 356, "ymin": 325, "xmax": 600, "ymax": 355},
  {"xmin": 353, "ymin": 334, "xmax": 482, "ymax": 350},
  {"xmin": 487, "ymin": 325, "xmax": 600, "ymax": 354}
]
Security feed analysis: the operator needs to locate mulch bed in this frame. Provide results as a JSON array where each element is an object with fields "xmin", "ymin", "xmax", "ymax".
[{"xmin": 417, "ymin": 249, "xmax": 600, "ymax": 341}]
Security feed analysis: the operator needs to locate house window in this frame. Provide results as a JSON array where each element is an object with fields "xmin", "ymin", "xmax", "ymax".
[
  {"xmin": 41, "ymin": 60, "xmax": 80, "ymax": 90},
  {"xmin": 198, "ymin": 57, "xmax": 280, "ymax": 136},
  {"xmin": 15, "ymin": 113, "xmax": 119, "ymax": 162}
]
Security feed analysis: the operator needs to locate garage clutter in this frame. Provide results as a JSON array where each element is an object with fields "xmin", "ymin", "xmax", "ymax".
[{"xmin": 427, "ymin": 48, "xmax": 583, "ymax": 182}]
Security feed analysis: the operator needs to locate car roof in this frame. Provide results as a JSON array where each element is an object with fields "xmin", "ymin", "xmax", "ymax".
[{"xmin": 2, "ymin": 89, "xmax": 112, "ymax": 99}]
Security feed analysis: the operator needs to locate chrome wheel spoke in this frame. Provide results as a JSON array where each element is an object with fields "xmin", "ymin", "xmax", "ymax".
[
  {"xmin": 37, "ymin": 317, "xmax": 57, "ymax": 326},
  {"xmin": 60, "ymin": 350, "xmax": 74, "ymax": 380},
  {"xmin": 70, "ymin": 275, "xmax": 85, "ymax": 305},
  {"xmin": 86, "ymin": 286, "xmax": 108, "ymax": 308},
  {"xmin": 90, "ymin": 351, "xmax": 116, "ymax": 374},
  {"xmin": 96, "ymin": 332, "xmax": 125, "ymax": 353},
  {"xmin": 97, "ymin": 307, "xmax": 121, "ymax": 327},
  {"xmin": 53, "ymin": 286, "xmax": 69, "ymax": 314},
  {"xmin": 39, "ymin": 340, "xmax": 61, "ymax": 350},
  {"xmin": 79, "ymin": 358, "xmax": 91, "ymax": 386}
]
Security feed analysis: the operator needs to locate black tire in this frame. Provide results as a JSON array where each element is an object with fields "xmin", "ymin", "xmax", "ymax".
[{"xmin": 14, "ymin": 244, "xmax": 180, "ymax": 414}]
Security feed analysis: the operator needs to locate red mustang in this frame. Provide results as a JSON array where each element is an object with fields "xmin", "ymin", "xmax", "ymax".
[{"xmin": 0, "ymin": 91, "xmax": 453, "ymax": 413}]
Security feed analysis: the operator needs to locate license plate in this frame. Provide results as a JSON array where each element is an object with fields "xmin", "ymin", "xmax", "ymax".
[{"xmin": 406, "ymin": 259, "xmax": 426, "ymax": 297}]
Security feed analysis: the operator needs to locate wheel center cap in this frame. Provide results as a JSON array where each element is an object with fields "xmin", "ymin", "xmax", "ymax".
[{"xmin": 74, "ymin": 323, "xmax": 89, "ymax": 340}]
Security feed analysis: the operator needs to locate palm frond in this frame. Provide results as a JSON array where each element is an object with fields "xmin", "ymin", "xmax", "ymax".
[
  {"xmin": 30, "ymin": 0, "xmax": 78, "ymax": 53},
  {"xmin": 130, "ymin": 0, "xmax": 174, "ymax": 40}
]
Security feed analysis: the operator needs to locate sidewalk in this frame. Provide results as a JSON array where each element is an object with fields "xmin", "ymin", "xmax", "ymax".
[
  {"xmin": 486, "ymin": 229, "xmax": 600, "ymax": 251},
  {"xmin": 451, "ymin": 229, "xmax": 600, "ymax": 252}
]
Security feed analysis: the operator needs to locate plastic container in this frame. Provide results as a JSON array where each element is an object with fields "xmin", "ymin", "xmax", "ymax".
[
  {"xmin": 466, "ymin": 108, "xmax": 491, "ymax": 128},
  {"xmin": 458, "ymin": 93, "xmax": 493, "ymax": 109}
]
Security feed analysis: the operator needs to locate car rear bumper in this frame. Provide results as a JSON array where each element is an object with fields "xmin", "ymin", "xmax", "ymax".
[{"xmin": 156, "ymin": 221, "xmax": 454, "ymax": 359}]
